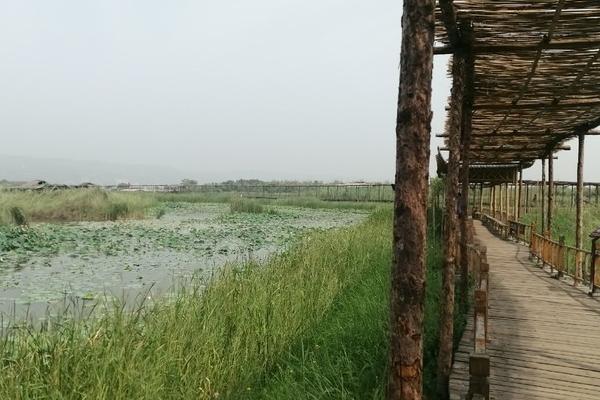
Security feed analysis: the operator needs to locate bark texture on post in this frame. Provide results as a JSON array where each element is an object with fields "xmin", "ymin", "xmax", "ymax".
[
  {"xmin": 548, "ymin": 155, "xmax": 554, "ymax": 234},
  {"xmin": 388, "ymin": 1, "xmax": 435, "ymax": 398},
  {"xmin": 436, "ymin": 54, "xmax": 464, "ymax": 399},
  {"xmin": 459, "ymin": 21, "xmax": 474, "ymax": 313},
  {"xmin": 576, "ymin": 134, "xmax": 585, "ymax": 283}
]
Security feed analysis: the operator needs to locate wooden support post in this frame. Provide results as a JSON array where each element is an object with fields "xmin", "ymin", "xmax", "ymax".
[
  {"xmin": 499, "ymin": 184, "xmax": 504, "ymax": 220},
  {"xmin": 479, "ymin": 183, "xmax": 484, "ymax": 213},
  {"xmin": 541, "ymin": 158, "xmax": 546, "ymax": 233},
  {"xmin": 459, "ymin": 20, "xmax": 475, "ymax": 315},
  {"xmin": 437, "ymin": 48, "xmax": 464, "ymax": 399},
  {"xmin": 491, "ymin": 185, "xmax": 496, "ymax": 216},
  {"xmin": 570, "ymin": 183, "xmax": 575, "ymax": 209},
  {"xmin": 517, "ymin": 168, "xmax": 523, "ymax": 220},
  {"xmin": 504, "ymin": 182, "xmax": 509, "ymax": 222},
  {"xmin": 575, "ymin": 134, "xmax": 585, "ymax": 285},
  {"xmin": 591, "ymin": 240, "xmax": 598, "ymax": 295},
  {"xmin": 548, "ymin": 155, "xmax": 554, "ymax": 235},
  {"xmin": 525, "ymin": 183, "xmax": 529, "ymax": 214},
  {"xmin": 388, "ymin": 0, "xmax": 435, "ymax": 398}
]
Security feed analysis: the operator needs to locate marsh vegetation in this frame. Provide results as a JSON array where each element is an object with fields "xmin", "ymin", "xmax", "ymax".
[{"xmin": 0, "ymin": 188, "xmax": 461, "ymax": 398}]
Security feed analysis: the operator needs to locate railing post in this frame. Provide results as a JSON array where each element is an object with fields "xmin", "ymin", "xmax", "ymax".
[
  {"xmin": 529, "ymin": 223, "xmax": 536, "ymax": 260},
  {"xmin": 591, "ymin": 240, "xmax": 598, "ymax": 295},
  {"xmin": 557, "ymin": 236, "xmax": 566, "ymax": 278}
]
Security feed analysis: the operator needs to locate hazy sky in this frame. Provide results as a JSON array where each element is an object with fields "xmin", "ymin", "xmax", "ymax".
[{"xmin": 1, "ymin": 1, "xmax": 599, "ymax": 183}]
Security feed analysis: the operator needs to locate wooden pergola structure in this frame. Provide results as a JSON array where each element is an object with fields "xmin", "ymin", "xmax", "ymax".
[{"xmin": 389, "ymin": 1, "xmax": 600, "ymax": 399}]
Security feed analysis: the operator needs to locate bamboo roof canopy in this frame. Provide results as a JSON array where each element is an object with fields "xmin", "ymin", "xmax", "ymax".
[
  {"xmin": 436, "ymin": 150, "xmax": 531, "ymax": 183},
  {"xmin": 436, "ymin": 1, "xmax": 600, "ymax": 164}
]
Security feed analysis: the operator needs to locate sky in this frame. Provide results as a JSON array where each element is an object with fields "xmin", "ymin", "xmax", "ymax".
[{"xmin": 0, "ymin": 1, "xmax": 598, "ymax": 184}]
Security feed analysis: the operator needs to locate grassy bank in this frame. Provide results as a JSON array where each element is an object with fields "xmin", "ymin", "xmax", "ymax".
[
  {"xmin": 0, "ymin": 189, "xmax": 156, "ymax": 224},
  {"xmin": 0, "ymin": 189, "xmax": 382, "ymax": 224},
  {"xmin": 0, "ymin": 206, "xmax": 462, "ymax": 399}
]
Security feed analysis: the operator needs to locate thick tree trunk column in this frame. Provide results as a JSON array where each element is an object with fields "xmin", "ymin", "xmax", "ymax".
[
  {"xmin": 436, "ymin": 53, "xmax": 464, "ymax": 399},
  {"xmin": 575, "ymin": 134, "xmax": 585, "ymax": 284},
  {"xmin": 491, "ymin": 185, "xmax": 496, "ymax": 215},
  {"xmin": 459, "ymin": 22, "xmax": 474, "ymax": 314},
  {"xmin": 388, "ymin": 1, "xmax": 435, "ymax": 398},
  {"xmin": 547, "ymin": 156, "xmax": 554, "ymax": 235}
]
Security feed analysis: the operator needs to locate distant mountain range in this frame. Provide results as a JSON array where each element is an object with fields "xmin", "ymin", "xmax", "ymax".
[{"xmin": 0, "ymin": 154, "xmax": 190, "ymax": 185}]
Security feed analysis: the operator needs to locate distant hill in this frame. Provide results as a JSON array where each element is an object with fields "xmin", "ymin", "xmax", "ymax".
[{"xmin": 0, "ymin": 154, "xmax": 190, "ymax": 185}]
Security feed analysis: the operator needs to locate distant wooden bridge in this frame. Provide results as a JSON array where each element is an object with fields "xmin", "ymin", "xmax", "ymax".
[{"xmin": 451, "ymin": 218, "xmax": 600, "ymax": 399}]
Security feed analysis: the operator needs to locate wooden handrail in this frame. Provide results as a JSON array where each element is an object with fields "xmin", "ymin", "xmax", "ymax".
[
  {"xmin": 479, "ymin": 209, "xmax": 598, "ymax": 292},
  {"xmin": 467, "ymin": 240, "xmax": 490, "ymax": 399}
]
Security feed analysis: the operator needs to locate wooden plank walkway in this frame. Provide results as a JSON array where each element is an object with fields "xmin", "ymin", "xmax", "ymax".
[{"xmin": 450, "ymin": 220, "xmax": 600, "ymax": 399}]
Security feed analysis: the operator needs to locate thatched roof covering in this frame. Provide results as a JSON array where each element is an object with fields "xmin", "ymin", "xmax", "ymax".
[{"xmin": 436, "ymin": 1, "xmax": 600, "ymax": 164}]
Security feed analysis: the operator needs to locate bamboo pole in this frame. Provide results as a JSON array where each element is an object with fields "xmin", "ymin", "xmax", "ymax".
[
  {"xmin": 491, "ymin": 185, "xmax": 496, "ymax": 215},
  {"xmin": 575, "ymin": 134, "xmax": 585, "ymax": 285},
  {"xmin": 548, "ymin": 155, "xmax": 554, "ymax": 234},
  {"xmin": 505, "ymin": 182, "xmax": 510, "ymax": 221},
  {"xmin": 388, "ymin": 0, "xmax": 435, "ymax": 398},
  {"xmin": 541, "ymin": 158, "xmax": 546, "ymax": 233},
  {"xmin": 517, "ymin": 168, "xmax": 523, "ymax": 219},
  {"xmin": 479, "ymin": 183, "xmax": 484, "ymax": 212},
  {"xmin": 525, "ymin": 182, "xmax": 529, "ymax": 214},
  {"xmin": 499, "ymin": 183, "xmax": 504, "ymax": 219}
]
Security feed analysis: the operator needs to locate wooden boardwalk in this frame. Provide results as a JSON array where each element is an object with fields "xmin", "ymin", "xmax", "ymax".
[{"xmin": 450, "ymin": 220, "xmax": 600, "ymax": 400}]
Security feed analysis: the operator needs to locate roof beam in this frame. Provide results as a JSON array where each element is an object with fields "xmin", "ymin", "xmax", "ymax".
[
  {"xmin": 475, "ymin": 99, "xmax": 600, "ymax": 111},
  {"xmin": 436, "ymin": 131, "xmax": 555, "ymax": 138},
  {"xmin": 434, "ymin": 38, "xmax": 600, "ymax": 55},
  {"xmin": 543, "ymin": 115, "xmax": 600, "ymax": 157},
  {"xmin": 440, "ymin": 145, "xmax": 570, "ymax": 152}
]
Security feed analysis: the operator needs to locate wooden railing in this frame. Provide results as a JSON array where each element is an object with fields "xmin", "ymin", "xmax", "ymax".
[
  {"xmin": 481, "ymin": 213, "xmax": 508, "ymax": 239},
  {"xmin": 507, "ymin": 220, "xmax": 530, "ymax": 243},
  {"xmin": 466, "ymin": 240, "xmax": 490, "ymax": 399},
  {"xmin": 479, "ymin": 208, "xmax": 600, "ymax": 292},
  {"xmin": 530, "ymin": 232, "xmax": 599, "ymax": 287}
]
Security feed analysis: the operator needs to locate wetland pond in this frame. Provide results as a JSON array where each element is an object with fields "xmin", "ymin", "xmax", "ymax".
[{"xmin": 0, "ymin": 203, "xmax": 367, "ymax": 324}]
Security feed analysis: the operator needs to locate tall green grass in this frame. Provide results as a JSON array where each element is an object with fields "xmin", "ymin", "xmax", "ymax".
[
  {"xmin": 0, "ymin": 206, "xmax": 461, "ymax": 399},
  {"xmin": 520, "ymin": 205, "xmax": 600, "ymax": 247},
  {"xmin": 0, "ymin": 189, "xmax": 381, "ymax": 225},
  {"xmin": 0, "ymin": 189, "xmax": 156, "ymax": 223}
]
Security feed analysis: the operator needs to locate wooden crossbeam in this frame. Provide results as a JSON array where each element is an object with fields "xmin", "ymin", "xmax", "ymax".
[
  {"xmin": 436, "ymin": 132, "xmax": 554, "ymax": 138},
  {"xmin": 436, "ymin": 128, "xmax": 600, "ymax": 138},
  {"xmin": 544, "ymin": 115, "xmax": 600, "ymax": 156},
  {"xmin": 441, "ymin": 145, "xmax": 570, "ymax": 152},
  {"xmin": 434, "ymin": 38, "xmax": 600, "ymax": 55},
  {"xmin": 475, "ymin": 99, "xmax": 600, "ymax": 111}
]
